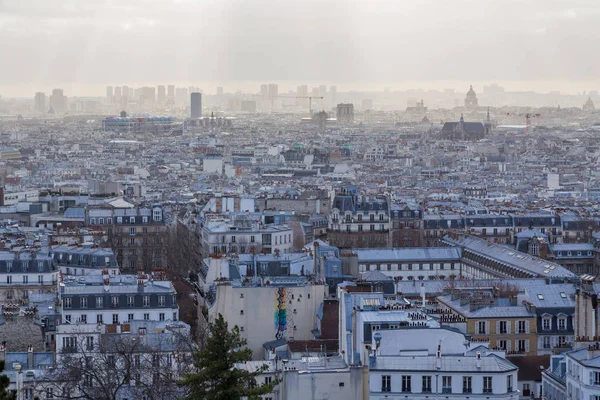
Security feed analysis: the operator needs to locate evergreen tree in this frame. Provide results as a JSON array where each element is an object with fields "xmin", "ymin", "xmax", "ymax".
[
  {"xmin": 180, "ymin": 314, "xmax": 278, "ymax": 400},
  {"xmin": 0, "ymin": 360, "xmax": 16, "ymax": 400}
]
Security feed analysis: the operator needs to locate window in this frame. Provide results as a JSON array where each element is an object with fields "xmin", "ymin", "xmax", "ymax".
[
  {"xmin": 6, "ymin": 262, "xmax": 11, "ymax": 272},
  {"xmin": 402, "ymin": 375, "xmax": 411, "ymax": 393},
  {"xmin": 46, "ymin": 388, "xmax": 54, "ymax": 399},
  {"xmin": 143, "ymin": 313, "xmax": 149, "ymax": 320},
  {"xmin": 462, "ymin": 376, "xmax": 472, "ymax": 393},
  {"xmin": 128, "ymin": 313, "xmax": 134, "ymax": 322},
  {"xmin": 558, "ymin": 317, "xmax": 566, "ymax": 330},
  {"xmin": 158, "ymin": 296, "xmax": 165, "ymax": 306},
  {"xmin": 593, "ymin": 371, "xmax": 600, "ymax": 385},
  {"xmin": 422, "ymin": 376, "xmax": 432, "ymax": 393},
  {"xmin": 517, "ymin": 339, "xmax": 527, "ymax": 352},
  {"xmin": 6, "ymin": 276, "xmax": 11, "ymax": 284},
  {"xmin": 543, "ymin": 336, "xmax": 551, "ymax": 349},
  {"xmin": 97, "ymin": 315, "xmax": 103, "ymax": 324},
  {"xmin": 127, "ymin": 296, "xmax": 134, "ymax": 307},
  {"xmin": 518, "ymin": 320, "xmax": 527, "ymax": 333},
  {"xmin": 111, "ymin": 296, "xmax": 119, "ymax": 307},
  {"xmin": 499, "ymin": 320, "xmax": 507, "ymax": 334},
  {"xmin": 442, "ymin": 376, "xmax": 452, "ymax": 393},
  {"xmin": 497, "ymin": 340, "xmax": 507, "ymax": 350},
  {"xmin": 80, "ymin": 314, "xmax": 87, "ymax": 323},
  {"xmin": 159, "ymin": 313, "xmax": 165, "ymax": 321},
  {"xmin": 65, "ymin": 315, "xmax": 71, "ymax": 324},
  {"xmin": 507, "ymin": 375, "xmax": 513, "ymax": 392},
  {"xmin": 143, "ymin": 296, "xmax": 150, "ymax": 306},
  {"xmin": 86, "ymin": 336, "xmax": 94, "ymax": 351},
  {"xmin": 23, "ymin": 275, "xmax": 28, "ymax": 284},
  {"xmin": 543, "ymin": 318, "xmax": 551, "ymax": 330},
  {"xmin": 264, "ymin": 377, "xmax": 272, "ymax": 384},
  {"xmin": 129, "ymin": 227, "xmax": 136, "ymax": 235},
  {"xmin": 558, "ymin": 336, "xmax": 567, "ymax": 346},
  {"xmin": 522, "ymin": 383, "xmax": 530, "ymax": 396},
  {"xmin": 381, "ymin": 375, "xmax": 391, "ymax": 392},
  {"xmin": 96, "ymin": 297, "xmax": 103, "ymax": 307},
  {"xmin": 38, "ymin": 261, "xmax": 44, "ymax": 272},
  {"xmin": 130, "ymin": 237, "xmax": 135, "ymax": 245},
  {"xmin": 81, "ymin": 297, "xmax": 88, "ymax": 308},
  {"xmin": 64, "ymin": 297, "xmax": 72, "ymax": 309},
  {"xmin": 478, "ymin": 321, "xmax": 487, "ymax": 334},
  {"xmin": 112, "ymin": 314, "xmax": 119, "ymax": 324},
  {"xmin": 250, "ymin": 235, "xmax": 255, "ymax": 243},
  {"xmin": 483, "ymin": 376, "xmax": 492, "ymax": 393},
  {"xmin": 370, "ymin": 224, "xmax": 374, "ymax": 231}
]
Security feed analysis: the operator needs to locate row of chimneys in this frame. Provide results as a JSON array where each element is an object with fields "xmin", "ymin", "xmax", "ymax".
[{"xmin": 0, "ymin": 343, "xmax": 35, "ymax": 368}]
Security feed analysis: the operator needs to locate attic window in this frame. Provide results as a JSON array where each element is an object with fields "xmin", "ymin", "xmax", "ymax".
[
  {"xmin": 560, "ymin": 292, "xmax": 567, "ymax": 299},
  {"xmin": 537, "ymin": 294, "xmax": 544, "ymax": 300}
]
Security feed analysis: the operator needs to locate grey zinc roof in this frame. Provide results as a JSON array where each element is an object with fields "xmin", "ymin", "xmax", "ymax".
[
  {"xmin": 354, "ymin": 247, "xmax": 461, "ymax": 263},
  {"xmin": 371, "ymin": 354, "xmax": 517, "ymax": 372},
  {"xmin": 524, "ymin": 284, "xmax": 576, "ymax": 308},
  {"xmin": 443, "ymin": 234, "xmax": 577, "ymax": 279},
  {"xmin": 437, "ymin": 294, "xmax": 536, "ymax": 318}
]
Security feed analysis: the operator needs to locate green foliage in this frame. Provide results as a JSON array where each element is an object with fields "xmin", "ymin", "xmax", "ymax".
[
  {"xmin": 180, "ymin": 314, "xmax": 278, "ymax": 400},
  {"xmin": 0, "ymin": 360, "xmax": 16, "ymax": 400}
]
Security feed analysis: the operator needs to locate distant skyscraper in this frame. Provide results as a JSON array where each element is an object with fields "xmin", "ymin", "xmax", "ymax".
[
  {"xmin": 114, "ymin": 86, "xmax": 122, "ymax": 101},
  {"xmin": 260, "ymin": 84, "xmax": 268, "ymax": 100},
  {"xmin": 34, "ymin": 92, "xmax": 46, "ymax": 113},
  {"xmin": 217, "ymin": 87, "xmax": 224, "ymax": 96},
  {"xmin": 319, "ymin": 85, "xmax": 327, "ymax": 97},
  {"xmin": 190, "ymin": 92, "xmax": 202, "ymax": 118},
  {"xmin": 175, "ymin": 88, "xmax": 188, "ymax": 106},
  {"xmin": 268, "ymin": 84, "xmax": 278, "ymax": 100},
  {"xmin": 167, "ymin": 85, "xmax": 175, "ymax": 100},
  {"xmin": 157, "ymin": 85, "xmax": 166, "ymax": 105},
  {"xmin": 329, "ymin": 86, "xmax": 337, "ymax": 104},
  {"xmin": 297, "ymin": 85, "xmax": 308, "ymax": 97},
  {"xmin": 50, "ymin": 89, "xmax": 67, "ymax": 113},
  {"xmin": 106, "ymin": 86, "xmax": 114, "ymax": 103}
]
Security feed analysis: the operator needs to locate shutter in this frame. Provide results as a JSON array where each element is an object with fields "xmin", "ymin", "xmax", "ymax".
[
  {"xmin": 507, "ymin": 321, "xmax": 511, "ymax": 334},
  {"xmin": 526, "ymin": 320, "xmax": 530, "ymax": 334},
  {"xmin": 590, "ymin": 372, "xmax": 594, "ymax": 385},
  {"xmin": 552, "ymin": 336, "xmax": 557, "ymax": 347},
  {"xmin": 496, "ymin": 321, "xmax": 500, "ymax": 335},
  {"xmin": 506, "ymin": 340, "xmax": 511, "ymax": 352},
  {"xmin": 525, "ymin": 340, "xmax": 530, "ymax": 353},
  {"xmin": 486, "ymin": 321, "xmax": 490, "ymax": 335}
]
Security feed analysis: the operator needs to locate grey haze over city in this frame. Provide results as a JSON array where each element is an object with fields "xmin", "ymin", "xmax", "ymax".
[
  {"xmin": 2, "ymin": 1, "xmax": 600, "ymax": 400},
  {"xmin": 1, "ymin": 0, "xmax": 600, "ymax": 96}
]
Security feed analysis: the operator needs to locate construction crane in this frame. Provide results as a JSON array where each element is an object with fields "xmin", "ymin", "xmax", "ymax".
[{"xmin": 253, "ymin": 94, "xmax": 324, "ymax": 117}]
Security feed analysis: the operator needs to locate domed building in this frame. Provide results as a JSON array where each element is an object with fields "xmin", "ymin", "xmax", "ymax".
[
  {"xmin": 583, "ymin": 97, "xmax": 595, "ymax": 111},
  {"xmin": 464, "ymin": 85, "xmax": 479, "ymax": 110}
]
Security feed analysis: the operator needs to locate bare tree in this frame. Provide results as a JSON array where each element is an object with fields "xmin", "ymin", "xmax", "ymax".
[{"xmin": 41, "ymin": 328, "xmax": 194, "ymax": 400}]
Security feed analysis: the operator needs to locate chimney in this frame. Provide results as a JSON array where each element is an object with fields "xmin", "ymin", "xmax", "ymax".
[
  {"xmin": 476, "ymin": 351, "xmax": 481, "ymax": 369},
  {"xmin": 0, "ymin": 341, "xmax": 6, "ymax": 361},
  {"xmin": 592, "ymin": 294, "xmax": 598, "ymax": 339},
  {"xmin": 436, "ymin": 343, "xmax": 442, "ymax": 369},
  {"xmin": 28, "ymin": 344, "xmax": 34, "ymax": 369},
  {"xmin": 420, "ymin": 283, "xmax": 426, "ymax": 308}
]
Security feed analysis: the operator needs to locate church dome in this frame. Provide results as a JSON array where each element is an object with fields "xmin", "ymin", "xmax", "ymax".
[{"xmin": 466, "ymin": 85, "xmax": 477, "ymax": 98}]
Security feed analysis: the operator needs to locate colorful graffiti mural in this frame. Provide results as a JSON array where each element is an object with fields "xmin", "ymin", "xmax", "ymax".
[{"xmin": 275, "ymin": 287, "xmax": 287, "ymax": 339}]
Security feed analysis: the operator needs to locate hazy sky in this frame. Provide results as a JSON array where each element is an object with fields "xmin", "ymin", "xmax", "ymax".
[{"xmin": 1, "ymin": 0, "xmax": 599, "ymax": 96}]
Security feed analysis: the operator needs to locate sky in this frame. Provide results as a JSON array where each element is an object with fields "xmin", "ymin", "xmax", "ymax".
[{"xmin": 1, "ymin": 0, "xmax": 599, "ymax": 96}]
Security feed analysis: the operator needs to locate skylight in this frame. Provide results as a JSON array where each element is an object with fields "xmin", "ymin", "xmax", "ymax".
[
  {"xmin": 560, "ymin": 292, "xmax": 567, "ymax": 299},
  {"xmin": 537, "ymin": 294, "xmax": 544, "ymax": 300}
]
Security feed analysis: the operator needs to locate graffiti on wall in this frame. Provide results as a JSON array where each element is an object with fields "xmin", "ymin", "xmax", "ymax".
[{"xmin": 274, "ymin": 287, "xmax": 287, "ymax": 339}]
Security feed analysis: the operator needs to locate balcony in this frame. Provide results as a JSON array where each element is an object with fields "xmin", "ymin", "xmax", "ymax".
[{"xmin": 442, "ymin": 388, "xmax": 452, "ymax": 394}]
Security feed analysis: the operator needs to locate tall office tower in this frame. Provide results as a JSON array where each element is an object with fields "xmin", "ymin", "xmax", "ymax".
[
  {"xmin": 140, "ymin": 86, "xmax": 156, "ymax": 108},
  {"xmin": 34, "ymin": 92, "xmax": 46, "ymax": 113},
  {"xmin": 114, "ymin": 86, "xmax": 122, "ymax": 102},
  {"xmin": 50, "ymin": 89, "xmax": 67, "ymax": 113},
  {"xmin": 268, "ymin": 84, "xmax": 278, "ymax": 100},
  {"xmin": 296, "ymin": 85, "xmax": 309, "ymax": 107},
  {"xmin": 190, "ymin": 93, "xmax": 202, "ymax": 118},
  {"xmin": 167, "ymin": 85, "xmax": 175, "ymax": 100},
  {"xmin": 175, "ymin": 87, "xmax": 188, "ymax": 106},
  {"xmin": 106, "ymin": 86, "xmax": 114, "ymax": 104},
  {"xmin": 121, "ymin": 86, "xmax": 129, "ymax": 108},
  {"xmin": 217, "ymin": 87, "xmax": 224, "ymax": 96},
  {"xmin": 311, "ymin": 87, "xmax": 319, "ymax": 97},
  {"xmin": 329, "ymin": 86, "xmax": 337, "ymax": 104},
  {"xmin": 157, "ymin": 85, "xmax": 166, "ymax": 106},
  {"xmin": 319, "ymin": 85, "xmax": 327, "ymax": 97},
  {"xmin": 260, "ymin": 84, "xmax": 269, "ymax": 99}
]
